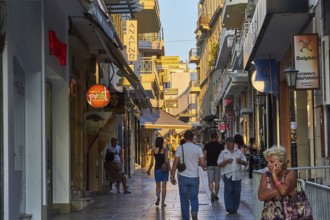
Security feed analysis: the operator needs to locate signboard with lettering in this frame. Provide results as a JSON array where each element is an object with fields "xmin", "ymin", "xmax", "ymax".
[
  {"xmin": 86, "ymin": 84, "xmax": 110, "ymax": 108},
  {"xmin": 164, "ymin": 88, "xmax": 178, "ymax": 95},
  {"xmin": 126, "ymin": 20, "xmax": 138, "ymax": 62},
  {"xmin": 164, "ymin": 100, "xmax": 178, "ymax": 108},
  {"xmin": 293, "ymin": 34, "xmax": 320, "ymax": 90},
  {"xmin": 156, "ymin": 56, "xmax": 179, "ymax": 69}
]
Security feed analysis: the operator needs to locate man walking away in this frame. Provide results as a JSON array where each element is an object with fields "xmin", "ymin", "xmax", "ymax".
[
  {"xmin": 170, "ymin": 130, "xmax": 206, "ymax": 220},
  {"xmin": 217, "ymin": 137, "xmax": 247, "ymax": 215},
  {"xmin": 203, "ymin": 132, "xmax": 224, "ymax": 202}
]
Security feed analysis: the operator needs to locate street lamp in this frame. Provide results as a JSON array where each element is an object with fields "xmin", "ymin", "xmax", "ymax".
[
  {"xmin": 284, "ymin": 65, "xmax": 299, "ymax": 167},
  {"xmin": 234, "ymin": 107, "xmax": 240, "ymax": 133}
]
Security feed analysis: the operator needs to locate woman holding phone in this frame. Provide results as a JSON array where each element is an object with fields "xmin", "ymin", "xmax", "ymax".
[{"xmin": 258, "ymin": 146, "xmax": 297, "ymax": 219}]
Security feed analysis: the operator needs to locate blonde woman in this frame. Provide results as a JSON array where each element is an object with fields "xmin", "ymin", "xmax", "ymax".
[{"xmin": 258, "ymin": 146, "xmax": 297, "ymax": 220}]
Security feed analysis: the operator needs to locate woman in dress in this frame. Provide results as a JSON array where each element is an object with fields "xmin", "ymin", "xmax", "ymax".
[
  {"xmin": 146, "ymin": 137, "xmax": 171, "ymax": 207},
  {"xmin": 258, "ymin": 146, "xmax": 297, "ymax": 220}
]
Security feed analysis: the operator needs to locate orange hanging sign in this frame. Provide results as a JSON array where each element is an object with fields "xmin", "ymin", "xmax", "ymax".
[{"xmin": 86, "ymin": 84, "xmax": 110, "ymax": 108}]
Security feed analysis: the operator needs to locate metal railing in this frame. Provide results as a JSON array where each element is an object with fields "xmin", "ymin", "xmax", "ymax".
[{"xmin": 253, "ymin": 166, "xmax": 330, "ymax": 220}]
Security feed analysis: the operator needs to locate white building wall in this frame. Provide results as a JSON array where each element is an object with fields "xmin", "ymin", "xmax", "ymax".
[
  {"xmin": 4, "ymin": 1, "xmax": 44, "ymax": 219},
  {"xmin": 3, "ymin": 0, "xmax": 71, "ymax": 219}
]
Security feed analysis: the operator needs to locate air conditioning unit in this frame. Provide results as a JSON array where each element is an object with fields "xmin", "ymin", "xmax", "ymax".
[{"xmin": 323, "ymin": 36, "xmax": 330, "ymax": 105}]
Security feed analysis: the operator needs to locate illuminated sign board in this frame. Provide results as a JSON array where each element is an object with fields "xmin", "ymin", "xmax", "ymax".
[
  {"xmin": 49, "ymin": 31, "xmax": 67, "ymax": 65},
  {"xmin": 86, "ymin": 84, "xmax": 110, "ymax": 108}
]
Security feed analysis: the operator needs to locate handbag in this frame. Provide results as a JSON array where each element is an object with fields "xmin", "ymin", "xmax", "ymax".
[
  {"xmin": 261, "ymin": 172, "xmax": 285, "ymax": 220},
  {"xmin": 177, "ymin": 145, "xmax": 186, "ymax": 172},
  {"xmin": 160, "ymin": 163, "xmax": 169, "ymax": 173},
  {"xmin": 282, "ymin": 182, "xmax": 313, "ymax": 220}
]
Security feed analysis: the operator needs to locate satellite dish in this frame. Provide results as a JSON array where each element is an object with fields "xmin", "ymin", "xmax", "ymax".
[{"xmin": 116, "ymin": 69, "xmax": 125, "ymax": 77}]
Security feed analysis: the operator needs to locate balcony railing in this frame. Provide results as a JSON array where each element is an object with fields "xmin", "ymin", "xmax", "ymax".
[
  {"xmin": 189, "ymin": 48, "xmax": 201, "ymax": 64},
  {"xmin": 197, "ymin": 13, "xmax": 211, "ymax": 31}
]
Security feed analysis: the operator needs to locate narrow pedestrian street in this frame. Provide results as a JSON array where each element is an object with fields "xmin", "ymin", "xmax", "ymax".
[{"xmin": 51, "ymin": 164, "xmax": 254, "ymax": 220}]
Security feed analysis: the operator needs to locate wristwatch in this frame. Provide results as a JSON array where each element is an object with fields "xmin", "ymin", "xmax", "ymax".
[{"xmin": 170, "ymin": 176, "xmax": 175, "ymax": 179}]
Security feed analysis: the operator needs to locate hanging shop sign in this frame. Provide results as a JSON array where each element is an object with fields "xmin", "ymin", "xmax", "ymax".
[
  {"xmin": 86, "ymin": 84, "xmax": 110, "ymax": 108},
  {"xmin": 126, "ymin": 20, "xmax": 138, "ymax": 62},
  {"xmin": 49, "ymin": 31, "xmax": 67, "ymax": 65},
  {"xmin": 293, "ymin": 34, "xmax": 320, "ymax": 90}
]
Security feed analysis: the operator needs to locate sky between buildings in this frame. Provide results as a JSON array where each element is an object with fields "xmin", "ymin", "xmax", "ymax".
[{"xmin": 158, "ymin": 0, "xmax": 199, "ymax": 65}]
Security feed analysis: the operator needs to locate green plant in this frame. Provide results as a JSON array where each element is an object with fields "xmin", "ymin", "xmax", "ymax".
[{"xmin": 208, "ymin": 41, "xmax": 219, "ymax": 67}]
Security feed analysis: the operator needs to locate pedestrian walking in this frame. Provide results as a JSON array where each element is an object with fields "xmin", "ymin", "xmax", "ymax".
[
  {"xmin": 203, "ymin": 132, "xmax": 224, "ymax": 202},
  {"xmin": 146, "ymin": 136, "xmax": 171, "ymax": 207},
  {"xmin": 170, "ymin": 130, "xmax": 206, "ymax": 220},
  {"xmin": 217, "ymin": 137, "xmax": 247, "ymax": 214}
]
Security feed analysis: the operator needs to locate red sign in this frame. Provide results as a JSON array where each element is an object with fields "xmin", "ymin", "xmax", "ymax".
[
  {"xmin": 86, "ymin": 84, "xmax": 110, "ymax": 108},
  {"xmin": 49, "ymin": 31, "xmax": 67, "ymax": 65},
  {"xmin": 218, "ymin": 122, "xmax": 230, "ymax": 130}
]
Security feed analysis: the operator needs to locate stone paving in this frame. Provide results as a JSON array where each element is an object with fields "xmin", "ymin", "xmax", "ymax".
[{"xmin": 51, "ymin": 165, "xmax": 255, "ymax": 220}]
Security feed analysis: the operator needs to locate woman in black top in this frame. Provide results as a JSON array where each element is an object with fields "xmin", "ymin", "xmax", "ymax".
[{"xmin": 146, "ymin": 137, "xmax": 171, "ymax": 207}]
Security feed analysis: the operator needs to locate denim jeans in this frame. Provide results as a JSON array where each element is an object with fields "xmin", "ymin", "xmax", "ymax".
[
  {"xmin": 178, "ymin": 175, "xmax": 200, "ymax": 220},
  {"xmin": 223, "ymin": 175, "xmax": 242, "ymax": 212}
]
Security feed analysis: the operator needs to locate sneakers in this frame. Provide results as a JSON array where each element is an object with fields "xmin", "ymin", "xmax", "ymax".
[
  {"xmin": 227, "ymin": 209, "xmax": 237, "ymax": 214},
  {"xmin": 211, "ymin": 193, "xmax": 219, "ymax": 202},
  {"xmin": 123, "ymin": 190, "xmax": 131, "ymax": 194}
]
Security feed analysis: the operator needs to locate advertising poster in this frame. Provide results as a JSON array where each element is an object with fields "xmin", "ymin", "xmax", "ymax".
[{"xmin": 293, "ymin": 34, "xmax": 319, "ymax": 90}]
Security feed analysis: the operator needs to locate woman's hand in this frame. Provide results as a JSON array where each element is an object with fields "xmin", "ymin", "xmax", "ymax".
[
  {"xmin": 146, "ymin": 170, "xmax": 150, "ymax": 176},
  {"xmin": 272, "ymin": 161, "xmax": 282, "ymax": 175}
]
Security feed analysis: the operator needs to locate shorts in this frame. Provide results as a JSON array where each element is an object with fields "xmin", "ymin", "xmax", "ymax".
[
  {"xmin": 206, "ymin": 166, "xmax": 221, "ymax": 183},
  {"xmin": 154, "ymin": 169, "xmax": 169, "ymax": 182}
]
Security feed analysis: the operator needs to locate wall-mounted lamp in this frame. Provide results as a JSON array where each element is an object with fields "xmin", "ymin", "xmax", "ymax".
[{"xmin": 284, "ymin": 64, "xmax": 299, "ymax": 167}]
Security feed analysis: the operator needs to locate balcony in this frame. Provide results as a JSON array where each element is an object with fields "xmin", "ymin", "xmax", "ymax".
[
  {"xmin": 214, "ymin": 29, "xmax": 235, "ymax": 70},
  {"xmin": 138, "ymin": 32, "xmax": 164, "ymax": 56},
  {"xmin": 243, "ymin": 0, "xmax": 310, "ymax": 70},
  {"xmin": 215, "ymin": 70, "xmax": 248, "ymax": 104},
  {"xmin": 189, "ymin": 48, "xmax": 200, "ymax": 64},
  {"xmin": 222, "ymin": 0, "xmax": 248, "ymax": 29},
  {"xmin": 104, "ymin": 0, "xmax": 143, "ymax": 16},
  {"xmin": 138, "ymin": 57, "xmax": 163, "ymax": 99},
  {"xmin": 189, "ymin": 81, "xmax": 201, "ymax": 94},
  {"xmin": 197, "ymin": 13, "xmax": 211, "ymax": 32},
  {"xmin": 134, "ymin": 0, "xmax": 161, "ymax": 33}
]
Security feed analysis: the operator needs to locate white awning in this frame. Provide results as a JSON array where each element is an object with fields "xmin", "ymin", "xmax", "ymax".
[{"xmin": 140, "ymin": 109, "xmax": 192, "ymax": 129}]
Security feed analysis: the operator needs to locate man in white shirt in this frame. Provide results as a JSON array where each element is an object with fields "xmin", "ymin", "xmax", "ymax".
[
  {"xmin": 170, "ymin": 130, "xmax": 206, "ymax": 220},
  {"xmin": 217, "ymin": 137, "xmax": 247, "ymax": 214}
]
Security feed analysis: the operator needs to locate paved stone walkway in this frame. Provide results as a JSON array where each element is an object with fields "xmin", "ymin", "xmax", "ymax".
[{"xmin": 51, "ymin": 165, "xmax": 254, "ymax": 220}]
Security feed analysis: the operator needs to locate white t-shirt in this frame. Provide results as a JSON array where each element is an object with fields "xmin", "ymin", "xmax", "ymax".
[{"xmin": 175, "ymin": 142, "xmax": 204, "ymax": 178}]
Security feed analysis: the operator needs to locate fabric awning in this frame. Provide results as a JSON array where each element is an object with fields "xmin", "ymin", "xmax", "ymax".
[{"xmin": 140, "ymin": 109, "xmax": 192, "ymax": 129}]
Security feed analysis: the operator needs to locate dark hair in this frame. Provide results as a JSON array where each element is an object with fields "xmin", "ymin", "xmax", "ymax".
[
  {"xmin": 184, "ymin": 130, "xmax": 194, "ymax": 141},
  {"xmin": 234, "ymin": 134, "xmax": 244, "ymax": 146},
  {"xmin": 179, "ymin": 139, "xmax": 186, "ymax": 145},
  {"xmin": 111, "ymin": 137, "xmax": 117, "ymax": 143},
  {"xmin": 210, "ymin": 132, "xmax": 218, "ymax": 139},
  {"xmin": 155, "ymin": 137, "xmax": 164, "ymax": 148}
]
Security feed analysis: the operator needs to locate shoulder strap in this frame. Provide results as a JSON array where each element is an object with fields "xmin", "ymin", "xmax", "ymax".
[{"xmin": 181, "ymin": 145, "xmax": 185, "ymax": 163}]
